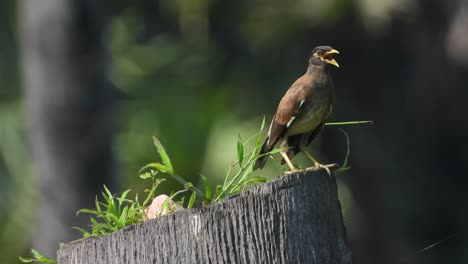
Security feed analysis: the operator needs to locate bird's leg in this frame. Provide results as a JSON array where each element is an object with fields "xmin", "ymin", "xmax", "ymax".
[
  {"xmin": 302, "ymin": 150, "xmax": 338, "ymax": 176},
  {"xmin": 280, "ymin": 151, "xmax": 298, "ymax": 173},
  {"xmin": 280, "ymin": 139, "xmax": 297, "ymax": 173}
]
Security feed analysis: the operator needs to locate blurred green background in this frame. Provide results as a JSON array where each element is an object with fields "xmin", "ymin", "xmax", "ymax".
[{"xmin": 2, "ymin": 0, "xmax": 468, "ymax": 263}]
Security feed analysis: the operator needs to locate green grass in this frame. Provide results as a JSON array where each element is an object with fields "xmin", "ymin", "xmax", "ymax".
[
  {"xmin": 137, "ymin": 117, "xmax": 276, "ymax": 206},
  {"xmin": 74, "ymin": 186, "xmax": 143, "ymax": 237}
]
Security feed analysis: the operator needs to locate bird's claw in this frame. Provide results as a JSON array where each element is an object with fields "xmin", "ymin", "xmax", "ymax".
[
  {"xmin": 314, "ymin": 163, "xmax": 338, "ymax": 177},
  {"xmin": 285, "ymin": 168, "xmax": 299, "ymax": 174}
]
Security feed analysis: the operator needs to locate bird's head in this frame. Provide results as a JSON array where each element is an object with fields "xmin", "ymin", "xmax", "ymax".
[{"xmin": 310, "ymin": 46, "xmax": 340, "ymax": 68}]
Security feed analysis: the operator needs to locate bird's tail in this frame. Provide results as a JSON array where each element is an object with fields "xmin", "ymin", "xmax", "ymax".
[{"xmin": 253, "ymin": 137, "xmax": 272, "ymax": 170}]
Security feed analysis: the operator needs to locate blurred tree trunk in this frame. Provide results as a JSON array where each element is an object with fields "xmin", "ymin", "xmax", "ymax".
[{"xmin": 19, "ymin": 0, "xmax": 115, "ymax": 257}]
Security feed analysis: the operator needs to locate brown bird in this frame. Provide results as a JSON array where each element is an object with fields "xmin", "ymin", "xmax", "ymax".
[{"xmin": 254, "ymin": 46, "xmax": 340, "ymax": 174}]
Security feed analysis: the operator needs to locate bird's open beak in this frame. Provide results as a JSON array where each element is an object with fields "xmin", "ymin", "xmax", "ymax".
[{"xmin": 322, "ymin": 49, "xmax": 339, "ymax": 68}]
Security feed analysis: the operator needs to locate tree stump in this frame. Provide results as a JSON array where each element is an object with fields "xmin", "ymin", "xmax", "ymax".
[{"xmin": 57, "ymin": 168, "xmax": 352, "ymax": 263}]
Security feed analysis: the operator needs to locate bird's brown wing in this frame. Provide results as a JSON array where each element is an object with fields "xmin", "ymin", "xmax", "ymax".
[
  {"xmin": 254, "ymin": 81, "xmax": 307, "ymax": 170},
  {"xmin": 265, "ymin": 83, "xmax": 306, "ymax": 149}
]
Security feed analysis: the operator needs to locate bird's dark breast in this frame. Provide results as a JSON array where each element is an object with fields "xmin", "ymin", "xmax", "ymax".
[{"xmin": 286, "ymin": 76, "xmax": 334, "ymax": 136}]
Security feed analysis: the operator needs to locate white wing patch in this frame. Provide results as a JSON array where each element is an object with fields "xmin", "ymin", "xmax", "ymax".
[
  {"xmin": 286, "ymin": 116, "xmax": 296, "ymax": 127},
  {"xmin": 286, "ymin": 99, "xmax": 305, "ymax": 128}
]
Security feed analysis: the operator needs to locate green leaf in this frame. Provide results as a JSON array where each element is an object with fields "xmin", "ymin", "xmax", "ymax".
[
  {"xmin": 102, "ymin": 185, "xmax": 114, "ymax": 206},
  {"xmin": 142, "ymin": 178, "xmax": 165, "ymax": 207},
  {"xmin": 118, "ymin": 206, "xmax": 129, "ymax": 226},
  {"xmin": 169, "ymin": 189, "xmax": 190, "ymax": 200},
  {"xmin": 76, "ymin": 208, "xmax": 98, "ymax": 215},
  {"xmin": 267, "ymin": 148, "xmax": 282, "ymax": 155},
  {"xmin": 255, "ymin": 147, "xmax": 281, "ymax": 160},
  {"xmin": 39, "ymin": 257, "xmax": 56, "ymax": 263},
  {"xmin": 201, "ymin": 174, "xmax": 212, "ymax": 204},
  {"xmin": 234, "ymin": 164, "xmax": 254, "ymax": 189},
  {"xmin": 246, "ymin": 116, "xmax": 267, "ymax": 163},
  {"xmin": 138, "ymin": 172, "xmax": 152, "ymax": 179},
  {"xmin": 335, "ymin": 166, "xmax": 351, "ymax": 175},
  {"xmin": 138, "ymin": 162, "xmax": 171, "ymax": 174},
  {"xmin": 255, "ymin": 119, "xmax": 265, "ymax": 151},
  {"xmin": 237, "ymin": 134, "xmax": 244, "ymax": 168},
  {"xmin": 31, "ymin": 249, "xmax": 42, "ymax": 259},
  {"xmin": 19, "ymin": 249, "xmax": 56, "ymax": 263},
  {"xmin": 260, "ymin": 116, "xmax": 266, "ymax": 131},
  {"xmin": 152, "ymin": 136, "xmax": 174, "ymax": 174},
  {"xmin": 95, "ymin": 196, "xmax": 102, "ymax": 216},
  {"xmin": 243, "ymin": 118, "xmax": 265, "ymax": 147},
  {"xmin": 334, "ymin": 128, "xmax": 352, "ymax": 176},
  {"xmin": 169, "ymin": 173, "xmax": 205, "ymax": 198},
  {"xmin": 169, "ymin": 173, "xmax": 189, "ymax": 186},
  {"xmin": 243, "ymin": 177, "xmax": 267, "ymax": 184},
  {"xmin": 73, "ymin": 226, "xmax": 90, "ymax": 236},
  {"xmin": 215, "ymin": 184, "xmax": 223, "ymax": 198},
  {"xmin": 231, "ymin": 177, "xmax": 267, "ymax": 193},
  {"xmin": 158, "ymin": 198, "xmax": 172, "ymax": 217},
  {"xmin": 324, "ymin": 120, "xmax": 373, "ymax": 126},
  {"xmin": 117, "ymin": 189, "xmax": 131, "ymax": 207},
  {"xmin": 178, "ymin": 196, "xmax": 186, "ymax": 207},
  {"xmin": 187, "ymin": 191, "xmax": 197, "ymax": 209},
  {"xmin": 156, "ymin": 189, "xmax": 189, "ymax": 217}
]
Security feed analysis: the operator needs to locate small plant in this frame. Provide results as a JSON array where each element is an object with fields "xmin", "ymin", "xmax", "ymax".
[
  {"xmin": 75, "ymin": 166, "xmax": 167, "ymax": 236},
  {"xmin": 138, "ymin": 118, "xmax": 278, "ymax": 206},
  {"xmin": 19, "ymin": 249, "xmax": 56, "ymax": 263},
  {"xmin": 211, "ymin": 118, "xmax": 276, "ymax": 203},
  {"xmin": 324, "ymin": 120, "xmax": 372, "ymax": 176},
  {"xmin": 74, "ymin": 185, "xmax": 143, "ymax": 237}
]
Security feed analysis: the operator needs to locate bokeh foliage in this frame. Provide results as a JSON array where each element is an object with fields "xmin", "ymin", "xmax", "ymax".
[{"xmin": 2, "ymin": 0, "xmax": 468, "ymax": 263}]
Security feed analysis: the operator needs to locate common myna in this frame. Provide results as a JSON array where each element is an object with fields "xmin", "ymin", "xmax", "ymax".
[{"xmin": 254, "ymin": 46, "xmax": 339, "ymax": 174}]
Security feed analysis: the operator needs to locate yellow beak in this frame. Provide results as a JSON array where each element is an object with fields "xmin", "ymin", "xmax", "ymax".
[
  {"xmin": 323, "ymin": 49, "xmax": 340, "ymax": 68},
  {"xmin": 326, "ymin": 49, "xmax": 339, "ymax": 55}
]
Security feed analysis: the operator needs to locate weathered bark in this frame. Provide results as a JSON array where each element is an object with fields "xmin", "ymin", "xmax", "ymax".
[
  {"xmin": 58, "ymin": 168, "xmax": 351, "ymax": 264},
  {"xmin": 19, "ymin": 0, "xmax": 114, "ymax": 256}
]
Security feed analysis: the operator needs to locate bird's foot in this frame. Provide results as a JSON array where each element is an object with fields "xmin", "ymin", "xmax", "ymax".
[
  {"xmin": 314, "ymin": 163, "xmax": 339, "ymax": 177},
  {"xmin": 280, "ymin": 151, "xmax": 299, "ymax": 175},
  {"xmin": 285, "ymin": 168, "xmax": 299, "ymax": 174}
]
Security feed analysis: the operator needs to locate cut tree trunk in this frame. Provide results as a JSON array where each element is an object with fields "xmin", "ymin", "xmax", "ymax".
[{"xmin": 57, "ymin": 168, "xmax": 352, "ymax": 264}]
